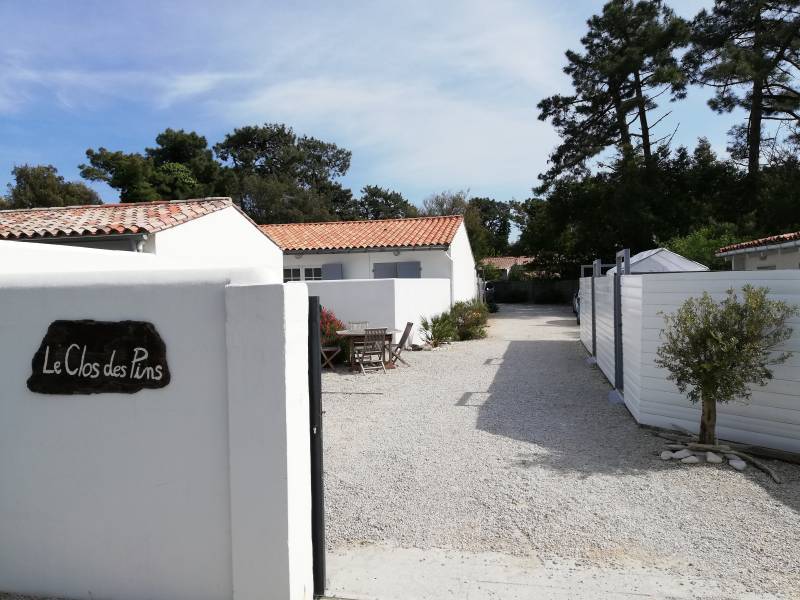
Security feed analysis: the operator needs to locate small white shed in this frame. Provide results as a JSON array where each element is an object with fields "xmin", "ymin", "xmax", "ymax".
[{"xmin": 607, "ymin": 248, "xmax": 708, "ymax": 275}]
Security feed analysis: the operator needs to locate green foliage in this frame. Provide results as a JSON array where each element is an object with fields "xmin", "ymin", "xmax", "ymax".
[
  {"xmin": 665, "ymin": 224, "xmax": 741, "ymax": 270},
  {"xmin": 421, "ymin": 300, "xmax": 490, "ymax": 345},
  {"xmin": 480, "ymin": 263, "xmax": 504, "ymax": 281},
  {"xmin": 537, "ymin": 0, "xmax": 689, "ymax": 183},
  {"xmin": 5, "ymin": 164, "xmax": 101, "ymax": 208},
  {"xmin": 487, "ymin": 301, "xmax": 499, "ymax": 313},
  {"xmin": 686, "ymin": 0, "xmax": 800, "ymax": 175},
  {"xmin": 349, "ymin": 185, "xmax": 418, "ymax": 220},
  {"xmin": 422, "ymin": 190, "xmax": 511, "ymax": 260},
  {"xmin": 419, "ymin": 313, "xmax": 457, "ymax": 347},
  {"xmin": 450, "ymin": 299, "xmax": 489, "ymax": 340},
  {"xmin": 655, "ymin": 286, "xmax": 797, "ymax": 442}
]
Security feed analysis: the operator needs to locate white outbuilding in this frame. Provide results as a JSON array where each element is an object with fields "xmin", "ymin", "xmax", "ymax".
[
  {"xmin": 0, "ymin": 197, "xmax": 283, "ymax": 280},
  {"xmin": 606, "ymin": 248, "xmax": 709, "ymax": 274}
]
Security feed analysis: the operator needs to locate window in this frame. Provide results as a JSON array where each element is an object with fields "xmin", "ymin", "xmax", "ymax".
[
  {"xmin": 756, "ymin": 265, "xmax": 777, "ymax": 271},
  {"xmin": 304, "ymin": 267, "xmax": 322, "ymax": 281},
  {"xmin": 283, "ymin": 268, "xmax": 301, "ymax": 282}
]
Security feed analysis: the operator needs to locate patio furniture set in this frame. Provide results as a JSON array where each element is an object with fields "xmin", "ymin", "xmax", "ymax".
[{"xmin": 321, "ymin": 321, "xmax": 413, "ymax": 374}]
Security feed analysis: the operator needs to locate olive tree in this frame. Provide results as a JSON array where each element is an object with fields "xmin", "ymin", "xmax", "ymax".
[{"xmin": 655, "ymin": 285, "xmax": 797, "ymax": 445}]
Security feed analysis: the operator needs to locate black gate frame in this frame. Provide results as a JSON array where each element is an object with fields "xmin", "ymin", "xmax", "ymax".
[{"xmin": 307, "ymin": 296, "xmax": 325, "ymax": 596}]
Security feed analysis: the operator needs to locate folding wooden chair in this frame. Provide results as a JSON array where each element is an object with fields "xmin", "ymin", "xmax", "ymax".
[
  {"xmin": 321, "ymin": 344, "xmax": 341, "ymax": 370},
  {"xmin": 389, "ymin": 321, "xmax": 413, "ymax": 366},
  {"xmin": 353, "ymin": 328, "xmax": 387, "ymax": 374}
]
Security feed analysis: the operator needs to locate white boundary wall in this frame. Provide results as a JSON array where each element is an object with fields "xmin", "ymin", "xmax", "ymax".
[
  {"xmin": 0, "ymin": 256, "xmax": 312, "ymax": 600},
  {"xmin": 303, "ymin": 278, "xmax": 451, "ymax": 345},
  {"xmin": 581, "ymin": 271, "xmax": 800, "ymax": 453}
]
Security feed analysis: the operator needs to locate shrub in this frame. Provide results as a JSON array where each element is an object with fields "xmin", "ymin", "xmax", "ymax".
[
  {"xmin": 420, "ymin": 312, "xmax": 457, "ymax": 347},
  {"xmin": 655, "ymin": 286, "xmax": 797, "ymax": 444},
  {"xmin": 320, "ymin": 306, "xmax": 347, "ymax": 361},
  {"xmin": 451, "ymin": 299, "xmax": 489, "ymax": 340}
]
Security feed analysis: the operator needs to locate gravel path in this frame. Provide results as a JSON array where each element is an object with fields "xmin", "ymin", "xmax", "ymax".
[{"xmin": 323, "ymin": 303, "xmax": 800, "ymax": 598}]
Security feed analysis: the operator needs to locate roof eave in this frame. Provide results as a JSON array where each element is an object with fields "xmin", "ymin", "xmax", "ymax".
[
  {"xmin": 283, "ymin": 244, "xmax": 450, "ymax": 255},
  {"xmin": 717, "ymin": 237, "xmax": 800, "ymax": 257}
]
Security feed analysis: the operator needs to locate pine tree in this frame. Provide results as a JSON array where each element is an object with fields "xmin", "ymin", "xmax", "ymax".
[{"xmin": 687, "ymin": 0, "xmax": 800, "ymax": 178}]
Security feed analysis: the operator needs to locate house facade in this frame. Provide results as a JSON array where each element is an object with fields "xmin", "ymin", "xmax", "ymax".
[
  {"xmin": 0, "ymin": 198, "xmax": 283, "ymax": 279},
  {"xmin": 718, "ymin": 231, "xmax": 800, "ymax": 270},
  {"xmin": 260, "ymin": 215, "xmax": 478, "ymax": 303}
]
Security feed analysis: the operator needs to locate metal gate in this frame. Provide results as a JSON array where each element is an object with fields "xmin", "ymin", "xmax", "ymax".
[{"xmin": 308, "ymin": 296, "xmax": 325, "ymax": 596}]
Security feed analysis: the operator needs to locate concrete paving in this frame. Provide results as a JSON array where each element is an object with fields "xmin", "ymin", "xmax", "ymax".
[{"xmin": 325, "ymin": 545, "xmax": 778, "ymax": 600}]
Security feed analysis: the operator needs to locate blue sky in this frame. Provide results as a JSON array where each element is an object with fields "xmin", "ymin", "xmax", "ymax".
[{"xmin": 0, "ymin": 0, "xmax": 738, "ymax": 206}]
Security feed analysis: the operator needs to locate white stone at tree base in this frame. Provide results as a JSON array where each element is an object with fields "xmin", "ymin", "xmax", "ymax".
[
  {"xmin": 660, "ymin": 451, "xmax": 674, "ymax": 460},
  {"xmin": 706, "ymin": 452, "xmax": 723, "ymax": 464},
  {"xmin": 672, "ymin": 449, "xmax": 693, "ymax": 459},
  {"xmin": 681, "ymin": 455, "xmax": 700, "ymax": 464},
  {"xmin": 724, "ymin": 453, "xmax": 738, "ymax": 460},
  {"xmin": 729, "ymin": 459, "xmax": 747, "ymax": 471}
]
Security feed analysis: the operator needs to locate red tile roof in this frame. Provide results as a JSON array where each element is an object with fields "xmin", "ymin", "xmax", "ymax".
[
  {"xmin": 0, "ymin": 198, "xmax": 234, "ymax": 240},
  {"xmin": 719, "ymin": 231, "xmax": 800, "ymax": 254},
  {"xmin": 481, "ymin": 256, "xmax": 535, "ymax": 270},
  {"xmin": 259, "ymin": 215, "xmax": 463, "ymax": 252}
]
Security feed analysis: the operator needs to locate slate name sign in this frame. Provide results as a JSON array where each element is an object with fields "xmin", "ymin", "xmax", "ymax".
[{"xmin": 27, "ymin": 320, "xmax": 170, "ymax": 395}]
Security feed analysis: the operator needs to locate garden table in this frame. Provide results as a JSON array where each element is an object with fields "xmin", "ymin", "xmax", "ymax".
[{"xmin": 336, "ymin": 328, "xmax": 400, "ymax": 367}]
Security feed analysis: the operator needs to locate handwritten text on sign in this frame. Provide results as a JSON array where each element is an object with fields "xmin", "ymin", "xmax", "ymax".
[{"xmin": 27, "ymin": 320, "xmax": 170, "ymax": 394}]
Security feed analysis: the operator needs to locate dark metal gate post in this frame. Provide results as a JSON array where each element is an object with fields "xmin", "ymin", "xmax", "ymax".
[
  {"xmin": 307, "ymin": 296, "xmax": 325, "ymax": 596},
  {"xmin": 591, "ymin": 258, "xmax": 601, "ymax": 357},
  {"xmin": 613, "ymin": 249, "xmax": 630, "ymax": 392}
]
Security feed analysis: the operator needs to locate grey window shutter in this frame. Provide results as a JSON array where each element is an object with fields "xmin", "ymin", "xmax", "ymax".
[
  {"xmin": 396, "ymin": 261, "xmax": 421, "ymax": 278},
  {"xmin": 321, "ymin": 263, "xmax": 343, "ymax": 280},
  {"xmin": 372, "ymin": 262, "xmax": 397, "ymax": 278}
]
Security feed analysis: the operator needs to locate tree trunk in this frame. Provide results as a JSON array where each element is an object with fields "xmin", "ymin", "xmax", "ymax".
[
  {"xmin": 748, "ymin": 80, "xmax": 763, "ymax": 179},
  {"xmin": 698, "ymin": 395, "xmax": 717, "ymax": 445},
  {"xmin": 632, "ymin": 70, "xmax": 652, "ymax": 162},
  {"xmin": 612, "ymin": 85, "xmax": 633, "ymax": 154}
]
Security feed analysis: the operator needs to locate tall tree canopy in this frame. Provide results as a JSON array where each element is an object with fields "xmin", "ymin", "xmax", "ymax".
[
  {"xmin": 537, "ymin": 0, "xmax": 689, "ymax": 185},
  {"xmin": 4, "ymin": 164, "xmax": 101, "ymax": 209},
  {"xmin": 687, "ymin": 0, "xmax": 800, "ymax": 178}
]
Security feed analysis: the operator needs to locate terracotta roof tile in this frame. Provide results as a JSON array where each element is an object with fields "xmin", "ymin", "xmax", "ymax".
[
  {"xmin": 0, "ymin": 198, "xmax": 234, "ymax": 240},
  {"xmin": 480, "ymin": 256, "xmax": 535, "ymax": 270},
  {"xmin": 259, "ymin": 215, "xmax": 463, "ymax": 252},
  {"xmin": 719, "ymin": 231, "xmax": 800, "ymax": 253}
]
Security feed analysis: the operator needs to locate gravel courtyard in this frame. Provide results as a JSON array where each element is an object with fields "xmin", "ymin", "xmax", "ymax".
[{"xmin": 323, "ymin": 303, "xmax": 800, "ymax": 599}]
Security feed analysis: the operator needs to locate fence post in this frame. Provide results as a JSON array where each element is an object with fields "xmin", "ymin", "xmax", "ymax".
[
  {"xmin": 591, "ymin": 258, "xmax": 601, "ymax": 358},
  {"xmin": 612, "ymin": 249, "xmax": 630, "ymax": 397}
]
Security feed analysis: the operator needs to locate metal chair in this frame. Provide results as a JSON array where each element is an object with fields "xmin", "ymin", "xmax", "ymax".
[
  {"xmin": 353, "ymin": 328, "xmax": 387, "ymax": 374},
  {"xmin": 389, "ymin": 322, "xmax": 413, "ymax": 366}
]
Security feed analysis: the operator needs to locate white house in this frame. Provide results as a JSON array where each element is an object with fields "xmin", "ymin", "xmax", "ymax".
[
  {"xmin": 259, "ymin": 214, "xmax": 478, "ymax": 304},
  {"xmin": 717, "ymin": 230, "xmax": 800, "ymax": 271},
  {"xmin": 0, "ymin": 197, "xmax": 283, "ymax": 279}
]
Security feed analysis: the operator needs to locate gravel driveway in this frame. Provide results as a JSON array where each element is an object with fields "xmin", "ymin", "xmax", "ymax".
[{"xmin": 323, "ymin": 303, "xmax": 800, "ymax": 599}]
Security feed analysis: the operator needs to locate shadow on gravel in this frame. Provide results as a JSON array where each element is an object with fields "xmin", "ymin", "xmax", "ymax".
[{"xmin": 473, "ymin": 339, "xmax": 800, "ymax": 513}]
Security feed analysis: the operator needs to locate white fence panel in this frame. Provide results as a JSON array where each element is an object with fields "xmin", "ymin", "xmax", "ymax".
[
  {"xmin": 579, "ymin": 277, "xmax": 593, "ymax": 353},
  {"xmin": 594, "ymin": 276, "xmax": 616, "ymax": 385},
  {"xmin": 621, "ymin": 275, "xmax": 644, "ymax": 420},
  {"xmin": 637, "ymin": 270, "xmax": 800, "ymax": 453}
]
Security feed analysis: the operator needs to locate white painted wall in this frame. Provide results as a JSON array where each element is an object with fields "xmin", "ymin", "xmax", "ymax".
[
  {"xmin": 729, "ymin": 246, "xmax": 800, "ymax": 271},
  {"xmin": 579, "ymin": 277, "xmax": 593, "ymax": 353},
  {"xmin": 284, "ymin": 248, "xmax": 450, "ymax": 279},
  {"xmin": 303, "ymin": 278, "xmax": 451, "ymax": 345},
  {"xmin": 593, "ymin": 275, "xmax": 616, "ymax": 385},
  {"xmin": 154, "ymin": 206, "xmax": 283, "ymax": 282},
  {"xmin": 449, "ymin": 222, "xmax": 478, "ymax": 302},
  {"xmin": 581, "ymin": 270, "xmax": 800, "ymax": 453},
  {"xmin": 0, "ymin": 264, "xmax": 312, "ymax": 600}
]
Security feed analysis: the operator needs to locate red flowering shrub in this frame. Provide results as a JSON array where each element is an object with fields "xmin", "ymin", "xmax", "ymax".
[{"xmin": 320, "ymin": 306, "xmax": 348, "ymax": 362}]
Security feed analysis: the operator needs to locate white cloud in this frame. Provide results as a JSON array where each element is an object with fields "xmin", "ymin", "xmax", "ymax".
[{"xmin": 224, "ymin": 77, "xmax": 556, "ymax": 195}]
